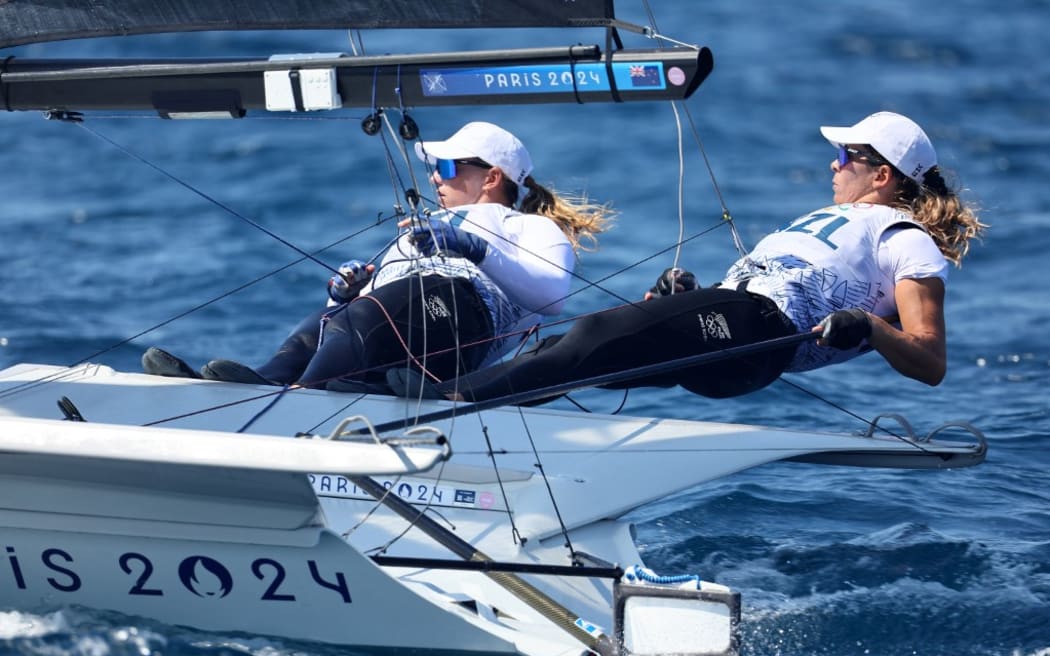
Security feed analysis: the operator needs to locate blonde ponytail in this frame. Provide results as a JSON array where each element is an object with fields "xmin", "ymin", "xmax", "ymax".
[
  {"xmin": 517, "ymin": 177, "xmax": 613, "ymax": 252},
  {"xmin": 891, "ymin": 167, "xmax": 986, "ymax": 267}
]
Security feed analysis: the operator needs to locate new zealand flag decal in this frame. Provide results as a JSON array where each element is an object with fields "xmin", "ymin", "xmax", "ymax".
[
  {"xmin": 455, "ymin": 489, "xmax": 476, "ymax": 504},
  {"xmin": 629, "ymin": 65, "xmax": 662, "ymax": 87}
]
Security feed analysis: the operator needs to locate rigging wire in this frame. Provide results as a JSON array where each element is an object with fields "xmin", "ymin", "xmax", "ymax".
[
  {"xmin": 0, "ymin": 110, "xmax": 413, "ymax": 402},
  {"xmin": 642, "ymin": 0, "xmax": 748, "ymax": 261},
  {"xmin": 380, "ymin": 110, "xmax": 422, "ymax": 211},
  {"xmin": 346, "ymin": 29, "xmax": 365, "ymax": 57},
  {"xmin": 670, "ymin": 100, "xmax": 686, "ymax": 270},
  {"xmin": 74, "ymin": 121, "xmax": 343, "ymax": 275},
  {"xmin": 356, "ymin": 462, "xmax": 467, "ymax": 555},
  {"xmin": 640, "ymin": 0, "xmax": 686, "ymax": 271},
  {"xmin": 366, "ymin": 69, "xmax": 415, "ymax": 218},
  {"xmin": 0, "ymin": 200, "xmax": 401, "ymax": 403},
  {"xmin": 474, "ymin": 415, "xmax": 525, "ymax": 545},
  {"xmin": 374, "ymin": 91, "xmax": 472, "ymax": 436},
  {"xmin": 349, "ymin": 83, "xmax": 487, "ymax": 545},
  {"xmin": 381, "ymin": 102, "xmax": 454, "ymax": 408},
  {"xmin": 561, "ymin": 388, "xmax": 630, "ymax": 415},
  {"xmin": 516, "ymin": 406, "xmax": 577, "ymax": 556},
  {"xmin": 119, "ymin": 353, "xmax": 949, "ymax": 458}
]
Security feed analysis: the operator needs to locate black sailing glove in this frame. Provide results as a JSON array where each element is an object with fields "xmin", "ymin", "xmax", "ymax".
[
  {"xmin": 410, "ymin": 219, "xmax": 489, "ymax": 264},
  {"xmin": 328, "ymin": 259, "xmax": 374, "ymax": 303},
  {"xmin": 819, "ymin": 309, "xmax": 872, "ymax": 349},
  {"xmin": 650, "ymin": 267, "xmax": 699, "ymax": 297}
]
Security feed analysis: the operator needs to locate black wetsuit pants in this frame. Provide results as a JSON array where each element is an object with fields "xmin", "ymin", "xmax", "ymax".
[
  {"xmin": 433, "ymin": 286, "xmax": 798, "ymax": 402},
  {"xmin": 255, "ymin": 275, "xmax": 493, "ymax": 387}
]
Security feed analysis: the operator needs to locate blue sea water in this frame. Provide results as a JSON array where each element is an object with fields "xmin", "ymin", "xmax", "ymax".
[{"xmin": 1, "ymin": 1, "xmax": 1048, "ymax": 655}]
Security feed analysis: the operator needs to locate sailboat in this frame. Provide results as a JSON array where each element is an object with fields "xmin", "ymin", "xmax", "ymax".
[{"xmin": 0, "ymin": 2, "xmax": 987, "ymax": 654}]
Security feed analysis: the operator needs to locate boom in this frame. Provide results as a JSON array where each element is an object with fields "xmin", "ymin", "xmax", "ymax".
[{"xmin": 1, "ymin": 46, "xmax": 713, "ymax": 115}]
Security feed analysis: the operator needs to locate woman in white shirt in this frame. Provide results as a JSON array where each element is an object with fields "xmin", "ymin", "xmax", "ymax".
[{"xmin": 144, "ymin": 121, "xmax": 612, "ymax": 389}]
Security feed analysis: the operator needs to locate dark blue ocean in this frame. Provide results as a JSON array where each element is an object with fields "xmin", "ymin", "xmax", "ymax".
[{"xmin": 2, "ymin": 1, "xmax": 1048, "ymax": 654}]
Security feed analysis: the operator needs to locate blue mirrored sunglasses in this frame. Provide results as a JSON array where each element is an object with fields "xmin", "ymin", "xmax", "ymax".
[
  {"xmin": 436, "ymin": 158, "xmax": 492, "ymax": 179},
  {"xmin": 836, "ymin": 144, "xmax": 887, "ymax": 168}
]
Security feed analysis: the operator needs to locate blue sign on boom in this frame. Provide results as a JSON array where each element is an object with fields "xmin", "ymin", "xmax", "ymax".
[{"xmin": 420, "ymin": 62, "xmax": 666, "ymax": 97}]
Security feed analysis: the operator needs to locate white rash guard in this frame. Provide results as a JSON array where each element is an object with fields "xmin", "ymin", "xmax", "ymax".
[{"xmin": 365, "ymin": 203, "xmax": 575, "ymax": 362}]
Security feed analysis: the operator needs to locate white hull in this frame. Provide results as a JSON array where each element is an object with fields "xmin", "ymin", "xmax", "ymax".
[{"xmin": 0, "ymin": 363, "xmax": 985, "ymax": 654}]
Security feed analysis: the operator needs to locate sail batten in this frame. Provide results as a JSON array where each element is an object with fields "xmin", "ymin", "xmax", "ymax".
[{"xmin": 0, "ymin": 0, "xmax": 618, "ymax": 49}]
